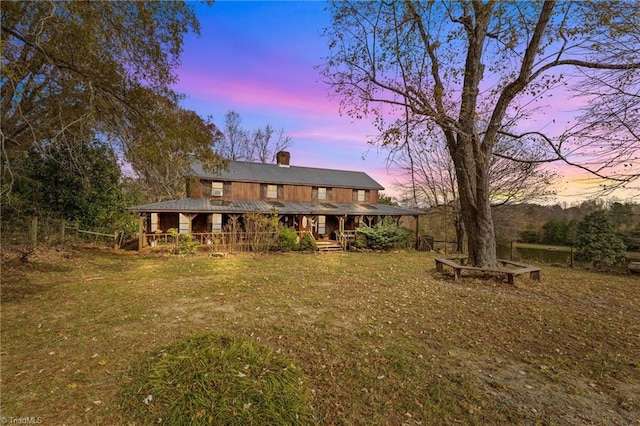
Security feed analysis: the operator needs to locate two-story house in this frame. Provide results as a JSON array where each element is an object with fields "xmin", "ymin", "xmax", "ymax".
[{"xmin": 128, "ymin": 151, "xmax": 423, "ymax": 250}]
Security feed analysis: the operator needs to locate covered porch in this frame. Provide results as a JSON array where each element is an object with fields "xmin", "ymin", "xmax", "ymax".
[{"xmin": 128, "ymin": 198, "xmax": 423, "ymax": 251}]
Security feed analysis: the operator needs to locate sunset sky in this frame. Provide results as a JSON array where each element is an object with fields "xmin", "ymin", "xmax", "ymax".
[
  {"xmin": 173, "ymin": 1, "xmax": 636, "ymax": 204},
  {"xmin": 174, "ymin": 3, "xmax": 385, "ymax": 171}
]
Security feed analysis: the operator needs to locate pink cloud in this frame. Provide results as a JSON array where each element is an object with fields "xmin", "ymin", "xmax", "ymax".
[{"xmin": 176, "ymin": 71, "xmax": 333, "ymax": 115}]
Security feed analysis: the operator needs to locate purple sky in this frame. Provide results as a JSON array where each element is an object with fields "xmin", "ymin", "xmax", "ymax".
[
  {"xmin": 174, "ymin": 1, "xmax": 408, "ymax": 197},
  {"xmin": 173, "ymin": 1, "xmax": 635, "ymax": 204}
]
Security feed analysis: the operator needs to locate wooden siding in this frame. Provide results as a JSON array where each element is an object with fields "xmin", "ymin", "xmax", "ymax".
[
  {"xmin": 332, "ymin": 188, "xmax": 354, "ymax": 203},
  {"xmin": 284, "ymin": 184, "xmax": 312, "ymax": 201},
  {"xmin": 230, "ymin": 182, "xmax": 261, "ymax": 200},
  {"xmin": 194, "ymin": 178, "xmax": 379, "ymax": 203}
]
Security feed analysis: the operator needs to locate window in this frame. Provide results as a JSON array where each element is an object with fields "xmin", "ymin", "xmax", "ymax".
[
  {"xmin": 266, "ymin": 184, "xmax": 278, "ymax": 198},
  {"xmin": 353, "ymin": 189, "xmax": 368, "ymax": 202},
  {"xmin": 317, "ymin": 215, "xmax": 326, "ymax": 235},
  {"xmin": 313, "ymin": 187, "xmax": 332, "ymax": 201},
  {"xmin": 211, "ymin": 182, "xmax": 224, "ymax": 197},
  {"xmin": 261, "ymin": 183, "xmax": 282, "ymax": 199},
  {"xmin": 318, "ymin": 187, "xmax": 327, "ymax": 200}
]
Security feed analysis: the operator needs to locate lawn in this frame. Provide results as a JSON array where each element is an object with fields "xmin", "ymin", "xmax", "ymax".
[{"xmin": 1, "ymin": 247, "xmax": 639, "ymax": 425}]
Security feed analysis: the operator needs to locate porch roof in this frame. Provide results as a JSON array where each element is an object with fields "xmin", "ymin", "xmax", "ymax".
[{"xmin": 128, "ymin": 198, "xmax": 423, "ymax": 217}]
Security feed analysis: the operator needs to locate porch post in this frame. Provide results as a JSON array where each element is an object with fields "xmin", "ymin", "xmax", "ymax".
[
  {"xmin": 179, "ymin": 213, "xmax": 196, "ymax": 234},
  {"xmin": 138, "ymin": 214, "xmax": 146, "ymax": 251}
]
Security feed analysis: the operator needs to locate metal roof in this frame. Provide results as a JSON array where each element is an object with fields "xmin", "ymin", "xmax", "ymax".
[
  {"xmin": 128, "ymin": 198, "xmax": 423, "ymax": 216},
  {"xmin": 191, "ymin": 161, "xmax": 385, "ymax": 190}
]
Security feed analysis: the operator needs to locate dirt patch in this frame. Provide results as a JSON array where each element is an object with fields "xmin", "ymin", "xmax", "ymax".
[{"xmin": 456, "ymin": 353, "xmax": 640, "ymax": 425}]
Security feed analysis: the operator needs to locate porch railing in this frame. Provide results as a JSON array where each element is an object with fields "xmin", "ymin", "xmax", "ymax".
[
  {"xmin": 335, "ymin": 230, "xmax": 357, "ymax": 249},
  {"xmin": 144, "ymin": 229, "xmax": 345, "ymax": 252},
  {"xmin": 146, "ymin": 231, "xmax": 281, "ymax": 252}
]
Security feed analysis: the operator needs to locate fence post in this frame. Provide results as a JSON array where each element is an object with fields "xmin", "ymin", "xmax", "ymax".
[
  {"xmin": 30, "ymin": 215, "xmax": 38, "ymax": 246},
  {"xmin": 114, "ymin": 230, "xmax": 119, "ymax": 251},
  {"xmin": 570, "ymin": 245, "xmax": 574, "ymax": 268}
]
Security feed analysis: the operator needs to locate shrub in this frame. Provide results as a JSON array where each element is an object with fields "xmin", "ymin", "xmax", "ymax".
[
  {"xmin": 574, "ymin": 211, "xmax": 627, "ymax": 269},
  {"xmin": 539, "ymin": 219, "xmax": 578, "ymax": 245},
  {"xmin": 278, "ymin": 227, "xmax": 299, "ymax": 251},
  {"xmin": 519, "ymin": 229, "xmax": 540, "ymax": 243},
  {"xmin": 166, "ymin": 228, "xmax": 199, "ymax": 255},
  {"xmin": 244, "ymin": 211, "xmax": 279, "ymax": 253},
  {"xmin": 541, "ymin": 219, "xmax": 568, "ymax": 245},
  {"xmin": 119, "ymin": 333, "xmax": 316, "ymax": 425},
  {"xmin": 355, "ymin": 221, "xmax": 412, "ymax": 251},
  {"xmin": 298, "ymin": 232, "xmax": 317, "ymax": 251}
]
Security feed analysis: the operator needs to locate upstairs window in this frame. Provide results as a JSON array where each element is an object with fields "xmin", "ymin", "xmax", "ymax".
[
  {"xmin": 353, "ymin": 189, "xmax": 369, "ymax": 202},
  {"xmin": 318, "ymin": 187, "xmax": 327, "ymax": 200},
  {"xmin": 267, "ymin": 184, "xmax": 278, "ymax": 198},
  {"xmin": 313, "ymin": 187, "xmax": 331, "ymax": 201},
  {"xmin": 262, "ymin": 184, "xmax": 283, "ymax": 199},
  {"xmin": 211, "ymin": 182, "xmax": 224, "ymax": 197}
]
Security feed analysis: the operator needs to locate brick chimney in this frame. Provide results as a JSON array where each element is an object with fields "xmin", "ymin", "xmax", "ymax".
[{"xmin": 276, "ymin": 151, "xmax": 290, "ymax": 167}]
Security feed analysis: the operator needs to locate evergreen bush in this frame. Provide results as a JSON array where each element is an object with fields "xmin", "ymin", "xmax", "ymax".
[
  {"xmin": 355, "ymin": 221, "xmax": 412, "ymax": 251},
  {"xmin": 278, "ymin": 227, "xmax": 299, "ymax": 251},
  {"xmin": 298, "ymin": 233, "xmax": 317, "ymax": 251},
  {"xmin": 574, "ymin": 211, "xmax": 627, "ymax": 269}
]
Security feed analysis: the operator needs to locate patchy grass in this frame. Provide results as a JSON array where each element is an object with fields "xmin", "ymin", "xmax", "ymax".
[
  {"xmin": 119, "ymin": 333, "xmax": 314, "ymax": 425},
  {"xmin": 1, "ymin": 247, "xmax": 639, "ymax": 425}
]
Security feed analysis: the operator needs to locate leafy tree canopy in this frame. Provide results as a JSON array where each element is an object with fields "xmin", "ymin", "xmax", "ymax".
[
  {"xmin": 9, "ymin": 140, "xmax": 131, "ymax": 232},
  {"xmin": 1, "ymin": 1, "xmax": 217, "ymax": 200},
  {"xmin": 124, "ymin": 90, "xmax": 226, "ymax": 202}
]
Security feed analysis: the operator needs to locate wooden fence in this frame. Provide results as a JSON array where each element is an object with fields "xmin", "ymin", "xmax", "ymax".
[
  {"xmin": 59, "ymin": 220, "xmax": 123, "ymax": 250},
  {"xmin": 2, "ymin": 216, "xmax": 122, "ymax": 249}
]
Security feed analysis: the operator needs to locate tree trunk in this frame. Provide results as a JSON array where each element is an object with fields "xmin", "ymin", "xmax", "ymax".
[
  {"xmin": 460, "ymin": 194, "xmax": 496, "ymax": 267},
  {"xmin": 452, "ymin": 136, "xmax": 497, "ymax": 267},
  {"xmin": 454, "ymin": 211, "xmax": 466, "ymax": 254}
]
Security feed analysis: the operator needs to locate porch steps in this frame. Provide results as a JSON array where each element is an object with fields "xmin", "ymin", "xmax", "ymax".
[{"xmin": 316, "ymin": 240, "xmax": 343, "ymax": 252}]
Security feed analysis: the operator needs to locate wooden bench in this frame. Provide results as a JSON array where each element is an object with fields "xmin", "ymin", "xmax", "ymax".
[
  {"xmin": 497, "ymin": 259, "xmax": 541, "ymax": 282},
  {"xmin": 435, "ymin": 257, "xmax": 541, "ymax": 285}
]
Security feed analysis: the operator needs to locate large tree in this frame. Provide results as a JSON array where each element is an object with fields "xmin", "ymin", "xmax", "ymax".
[
  {"xmin": 123, "ymin": 89, "xmax": 225, "ymax": 202},
  {"xmin": 1, "ymin": 1, "xmax": 215, "ymax": 199},
  {"xmin": 321, "ymin": 1, "xmax": 639, "ymax": 267},
  {"xmin": 388, "ymin": 122, "xmax": 557, "ymax": 251}
]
